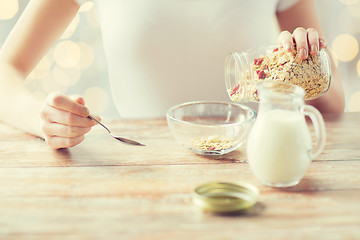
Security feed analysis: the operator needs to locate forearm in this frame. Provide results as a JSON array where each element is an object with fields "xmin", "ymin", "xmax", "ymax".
[
  {"xmin": 0, "ymin": 62, "xmax": 44, "ymax": 138},
  {"xmin": 0, "ymin": 0, "xmax": 80, "ymax": 138}
]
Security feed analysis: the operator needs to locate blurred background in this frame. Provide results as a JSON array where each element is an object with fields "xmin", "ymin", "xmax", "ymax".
[{"xmin": 0, "ymin": 0, "xmax": 359, "ymax": 119}]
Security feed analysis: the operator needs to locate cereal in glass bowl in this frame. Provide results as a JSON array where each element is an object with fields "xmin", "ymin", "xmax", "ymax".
[{"xmin": 166, "ymin": 101, "xmax": 256, "ymax": 155}]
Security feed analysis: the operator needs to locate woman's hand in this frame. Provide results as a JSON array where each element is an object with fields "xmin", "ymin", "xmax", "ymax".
[
  {"xmin": 278, "ymin": 27, "xmax": 327, "ymax": 59},
  {"xmin": 277, "ymin": 27, "xmax": 345, "ymax": 113},
  {"xmin": 40, "ymin": 92, "xmax": 99, "ymax": 149}
]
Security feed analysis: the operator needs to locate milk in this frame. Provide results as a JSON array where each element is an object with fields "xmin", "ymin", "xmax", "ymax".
[{"xmin": 247, "ymin": 109, "xmax": 312, "ymax": 187}]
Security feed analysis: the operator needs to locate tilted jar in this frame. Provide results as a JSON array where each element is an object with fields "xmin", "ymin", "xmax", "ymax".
[{"xmin": 224, "ymin": 45, "xmax": 331, "ymax": 103}]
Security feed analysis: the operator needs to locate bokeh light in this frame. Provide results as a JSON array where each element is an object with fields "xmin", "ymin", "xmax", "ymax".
[
  {"xmin": 79, "ymin": 1, "xmax": 94, "ymax": 12},
  {"xmin": 0, "ymin": 0, "xmax": 18, "ymax": 20},
  {"xmin": 53, "ymin": 40, "xmax": 81, "ymax": 68},
  {"xmin": 52, "ymin": 65, "xmax": 81, "ymax": 87},
  {"xmin": 41, "ymin": 72, "xmax": 66, "ymax": 94},
  {"xmin": 77, "ymin": 42, "xmax": 94, "ymax": 69},
  {"xmin": 339, "ymin": 0, "xmax": 359, "ymax": 5},
  {"xmin": 357, "ymin": 59, "xmax": 360, "ymax": 77},
  {"xmin": 332, "ymin": 34, "xmax": 359, "ymax": 62},
  {"xmin": 348, "ymin": 91, "xmax": 360, "ymax": 111},
  {"xmin": 83, "ymin": 87, "xmax": 109, "ymax": 114}
]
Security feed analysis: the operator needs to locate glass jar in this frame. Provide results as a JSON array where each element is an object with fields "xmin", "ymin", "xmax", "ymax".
[
  {"xmin": 246, "ymin": 81, "xmax": 326, "ymax": 187},
  {"xmin": 224, "ymin": 45, "xmax": 331, "ymax": 103}
]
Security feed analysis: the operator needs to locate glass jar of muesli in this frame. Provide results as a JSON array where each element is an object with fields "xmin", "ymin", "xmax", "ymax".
[{"xmin": 225, "ymin": 45, "xmax": 331, "ymax": 102}]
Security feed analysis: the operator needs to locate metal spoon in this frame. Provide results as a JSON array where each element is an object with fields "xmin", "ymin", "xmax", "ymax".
[{"xmin": 88, "ymin": 115, "xmax": 145, "ymax": 146}]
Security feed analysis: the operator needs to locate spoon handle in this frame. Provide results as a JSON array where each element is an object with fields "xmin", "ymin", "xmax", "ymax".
[
  {"xmin": 88, "ymin": 115, "xmax": 145, "ymax": 146},
  {"xmin": 88, "ymin": 115, "xmax": 111, "ymax": 134}
]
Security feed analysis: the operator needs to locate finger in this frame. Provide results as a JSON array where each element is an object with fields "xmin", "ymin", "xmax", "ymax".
[
  {"xmin": 41, "ymin": 104, "xmax": 96, "ymax": 127},
  {"xmin": 69, "ymin": 95, "xmax": 101, "ymax": 125},
  {"xmin": 47, "ymin": 92, "xmax": 89, "ymax": 117},
  {"xmin": 45, "ymin": 135, "xmax": 85, "ymax": 149},
  {"xmin": 319, "ymin": 37, "xmax": 328, "ymax": 49},
  {"xmin": 307, "ymin": 28, "xmax": 319, "ymax": 56},
  {"xmin": 88, "ymin": 114, "xmax": 101, "ymax": 122},
  {"xmin": 292, "ymin": 27, "xmax": 308, "ymax": 60},
  {"xmin": 278, "ymin": 31, "xmax": 295, "ymax": 51},
  {"xmin": 42, "ymin": 121, "xmax": 92, "ymax": 138},
  {"xmin": 70, "ymin": 95, "xmax": 86, "ymax": 105}
]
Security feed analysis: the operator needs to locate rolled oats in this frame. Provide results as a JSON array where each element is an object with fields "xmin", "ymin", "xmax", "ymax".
[
  {"xmin": 191, "ymin": 135, "xmax": 237, "ymax": 152},
  {"xmin": 229, "ymin": 47, "xmax": 330, "ymax": 101}
]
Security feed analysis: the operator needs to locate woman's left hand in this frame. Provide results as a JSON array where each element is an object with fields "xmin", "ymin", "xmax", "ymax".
[{"xmin": 278, "ymin": 27, "xmax": 327, "ymax": 60}]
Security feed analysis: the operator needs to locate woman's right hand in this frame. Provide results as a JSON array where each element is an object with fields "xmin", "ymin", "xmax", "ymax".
[{"xmin": 40, "ymin": 92, "xmax": 99, "ymax": 149}]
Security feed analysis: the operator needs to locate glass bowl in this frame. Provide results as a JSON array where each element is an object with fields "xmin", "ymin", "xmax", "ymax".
[{"xmin": 166, "ymin": 101, "xmax": 256, "ymax": 155}]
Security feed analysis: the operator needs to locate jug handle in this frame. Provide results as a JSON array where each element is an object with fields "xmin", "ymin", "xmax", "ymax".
[{"xmin": 304, "ymin": 105, "xmax": 326, "ymax": 159}]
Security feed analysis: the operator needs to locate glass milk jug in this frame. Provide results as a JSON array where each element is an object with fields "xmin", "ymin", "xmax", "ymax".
[{"xmin": 246, "ymin": 81, "xmax": 326, "ymax": 188}]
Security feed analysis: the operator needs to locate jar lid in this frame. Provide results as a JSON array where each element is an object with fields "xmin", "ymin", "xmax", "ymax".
[{"xmin": 193, "ymin": 182, "xmax": 259, "ymax": 214}]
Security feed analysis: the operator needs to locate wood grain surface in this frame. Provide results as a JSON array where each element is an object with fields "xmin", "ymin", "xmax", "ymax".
[{"xmin": 0, "ymin": 113, "xmax": 359, "ymax": 240}]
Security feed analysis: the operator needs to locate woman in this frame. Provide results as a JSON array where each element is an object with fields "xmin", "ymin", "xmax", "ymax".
[{"xmin": 0, "ymin": 0, "xmax": 344, "ymax": 149}]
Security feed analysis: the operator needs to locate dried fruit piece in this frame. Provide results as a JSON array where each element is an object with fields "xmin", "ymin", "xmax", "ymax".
[
  {"xmin": 254, "ymin": 58, "xmax": 264, "ymax": 65},
  {"xmin": 258, "ymin": 70, "xmax": 266, "ymax": 79}
]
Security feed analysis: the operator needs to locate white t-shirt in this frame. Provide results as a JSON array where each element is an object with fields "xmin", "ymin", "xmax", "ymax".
[{"xmin": 75, "ymin": 0, "xmax": 299, "ymax": 118}]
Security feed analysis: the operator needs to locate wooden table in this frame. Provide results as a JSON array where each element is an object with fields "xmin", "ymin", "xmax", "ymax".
[{"xmin": 0, "ymin": 112, "xmax": 359, "ymax": 240}]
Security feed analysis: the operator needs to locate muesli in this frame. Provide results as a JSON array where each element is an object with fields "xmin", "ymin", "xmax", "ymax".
[
  {"xmin": 191, "ymin": 135, "xmax": 237, "ymax": 152},
  {"xmin": 229, "ymin": 47, "xmax": 330, "ymax": 101}
]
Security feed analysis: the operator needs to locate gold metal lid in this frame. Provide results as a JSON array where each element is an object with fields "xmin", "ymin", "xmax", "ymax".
[{"xmin": 193, "ymin": 182, "xmax": 259, "ymax": 214}]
